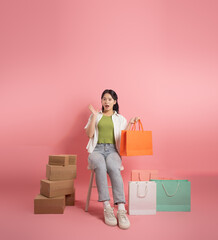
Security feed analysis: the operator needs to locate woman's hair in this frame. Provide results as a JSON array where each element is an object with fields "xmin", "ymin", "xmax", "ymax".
[{"xmin": 101, "ymin": 89, "xmax": 119, "ymax": 113}]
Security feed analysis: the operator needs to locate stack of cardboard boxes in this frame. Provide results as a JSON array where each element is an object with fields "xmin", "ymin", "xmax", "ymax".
[{"xmin": 34, "ymin": 155, "xmax": 77, "ymax": 214}]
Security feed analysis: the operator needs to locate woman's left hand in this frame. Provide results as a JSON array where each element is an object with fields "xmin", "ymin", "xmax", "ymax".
[
  {"xmin": 125, "ymin": 117, "xmax": 140, "ymax": 130},
  {"xmin": 129, "ymin": 117, "xmax": 140, "ymax": 124}
]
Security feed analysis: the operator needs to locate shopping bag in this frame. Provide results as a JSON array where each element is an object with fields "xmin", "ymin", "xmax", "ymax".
[
  {"xmin": 128, "ymin": 181, "xmax": 156, "ymax": 215},
  {"xmin": 152, "ymin": 177, "xmax": 176, "ymax": 180},
  {"xmin": 120, "ymin": 120, "xmax": 153, "ymax": 156},
  {"xmin": 131, "ymin": 170, "xmax": 158, "ymax": 181},
  {"xmin": 150, "ymin": 179, "xmax": 191, "ymax": 212}
]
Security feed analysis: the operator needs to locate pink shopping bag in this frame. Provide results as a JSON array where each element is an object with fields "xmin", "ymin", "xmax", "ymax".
[{"xmin": 131, "ymin": 170, "xmax": 158, "ymax": 181}]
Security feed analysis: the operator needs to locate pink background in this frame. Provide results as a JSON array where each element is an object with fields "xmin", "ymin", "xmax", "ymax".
[{"xmin": 0, "ymin": 0, "xmax": 218, "ymax": 239}]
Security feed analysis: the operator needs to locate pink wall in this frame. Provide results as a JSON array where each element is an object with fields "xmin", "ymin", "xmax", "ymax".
[{"xmin": 0, "ymin": 0, "xmax": 218, "ymax": 187}]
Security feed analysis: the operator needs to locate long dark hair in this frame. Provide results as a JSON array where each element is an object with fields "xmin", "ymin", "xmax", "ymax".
[{"xmin": 101, "ymin": 89, "xmax": 119, "ymax": 113}]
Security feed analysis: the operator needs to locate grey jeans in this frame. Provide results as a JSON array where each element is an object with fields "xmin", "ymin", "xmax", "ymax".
[{"xmin": 88, "ymin": 144, "xmax": 126, "ymax": 204}]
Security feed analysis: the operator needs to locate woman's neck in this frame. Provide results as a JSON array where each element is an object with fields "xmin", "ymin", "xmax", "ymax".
[{"xmin": 103, "ymin": 109, "xmax": 114, "ymax": 116}]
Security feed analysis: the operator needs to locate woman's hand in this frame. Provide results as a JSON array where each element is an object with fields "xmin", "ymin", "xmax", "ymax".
[
  {"xmin": 125, "ymin": 117, "xmax": 140, "ymax": 130},
  {"xmin": 129, "ymin": 117, "xmax": 140, "ymax": 124},
  {"xmin": 88, "ymin": 104, "xmax": 99, "ymax": 116},
  {"xmin": 86, "ymin": 105, "xmax": 99, "ymax": 138}
]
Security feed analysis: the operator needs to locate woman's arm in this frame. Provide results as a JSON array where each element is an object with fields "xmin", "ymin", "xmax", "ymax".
[{"xmin": 85, "ymin": 105, "xmax": 99, "ymax": 138}]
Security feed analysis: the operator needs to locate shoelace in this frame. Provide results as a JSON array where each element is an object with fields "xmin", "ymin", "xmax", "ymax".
[
  {"xmin": 104, "ymin": 208, "xmax": 115, "ymax": 219},
  {"xmin": 118, "ymin": 210, "xmax": 128, "ymax": 222}
]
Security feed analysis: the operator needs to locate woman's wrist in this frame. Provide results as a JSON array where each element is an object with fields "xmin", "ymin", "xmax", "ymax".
[{"xmin": 92, "ymin": 114, "xmax": 97, "ymax": 120}]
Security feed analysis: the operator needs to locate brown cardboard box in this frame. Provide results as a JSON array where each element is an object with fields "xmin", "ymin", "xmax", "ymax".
[
  {"xmin": 40, "ymin": 179, "xmax": 74, "ymax": 198},
  {"xmin": 34, "ymin": 194, "xmax": 65, "ymax": 214},
  {"xmin": 46, "ymin": 165, "xmax": 77, "ymax": 180},
  {"xmin": 66, "ymin": 190, "xmax": 75, "ymax": 206},
  {"xmin": 68, "ymin": 155, "xmax": 77, "ymax": 165},
  {"xmin": 49, "ymin": 155, "xmax": 77, "ymax": 166}
]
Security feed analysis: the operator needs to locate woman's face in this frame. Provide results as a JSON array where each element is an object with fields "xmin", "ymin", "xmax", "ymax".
[{"xmin": 101, "ymin": 93, "xmax": 116, "ymax": 112}]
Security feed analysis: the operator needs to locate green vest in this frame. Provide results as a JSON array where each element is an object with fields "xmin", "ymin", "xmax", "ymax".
[{"xmin": 97, "ymin": 115, "xmax": 115, "ymax": 144}]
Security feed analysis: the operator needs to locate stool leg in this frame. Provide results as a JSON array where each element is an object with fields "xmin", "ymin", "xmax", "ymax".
[{"xmin": 85, "ymin": 171, "xmax": 94, "ymax": 212}]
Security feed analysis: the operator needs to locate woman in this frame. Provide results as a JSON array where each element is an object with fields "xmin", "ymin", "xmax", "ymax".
[{"xmin": 84, "ymin": 89, "xmax": 139, "ymax": 230}]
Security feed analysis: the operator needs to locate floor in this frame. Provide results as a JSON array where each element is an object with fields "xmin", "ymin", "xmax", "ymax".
[{"xmin": 1, "ymin": 173, "xmax": 218, "ymax": 240}]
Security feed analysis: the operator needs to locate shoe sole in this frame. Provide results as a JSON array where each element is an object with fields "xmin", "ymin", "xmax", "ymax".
[
  {"xmin": 118, "ymin": 224, "xmax": 130, "ymax": 230},
  {"xmin": 117, "ymin": 219, "xmax": 130, "ymax": 230},
  {"xmin": 105, "ymin": 221, "xmax": 117, "ymax": 227}
]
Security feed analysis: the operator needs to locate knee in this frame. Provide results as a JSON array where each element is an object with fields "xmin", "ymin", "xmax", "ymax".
[
  {"xmin": 88, "ymin": 153, "xmax": 106, "ymax": 170},
  {"xmin": 106, "ymin": 164, "xmax": 120, "ymax": 173},
  {"xmin": 106, "ymin": 153, "xmax": 122, "ymax": 172}
]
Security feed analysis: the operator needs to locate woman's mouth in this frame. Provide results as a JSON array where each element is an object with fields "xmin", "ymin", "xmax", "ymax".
[{"xmin": 105, "ymin": 105, "xmax": 109, "ymax": 108}]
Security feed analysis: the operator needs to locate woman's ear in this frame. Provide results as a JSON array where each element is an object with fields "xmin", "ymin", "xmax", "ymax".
[{"xmin": 114, "ymin": 100, "xmax": 117, "ymax": 105}]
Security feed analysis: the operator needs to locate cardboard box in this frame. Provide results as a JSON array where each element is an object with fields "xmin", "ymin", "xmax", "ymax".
[
  {"xmin": 68, "ymin": 155, "xmax": 77, "ymax": 165},
  {"xmin": 49, "ymin": 155, "xmax": 77, "ymax": 166},
  {"xmin": 40, "ymin": 179, "xmax": 74, "ymax": 198},
  {"xmin": 46, "ymin": 165, "xmax": 77, "ymax": 180},
  {"xmin": 66, "ymin": 190, "xmax": 75, "ymax": 206},
  {"xmin": 34, "ymin": 194, "xmax": 65, "ymax": 214}
]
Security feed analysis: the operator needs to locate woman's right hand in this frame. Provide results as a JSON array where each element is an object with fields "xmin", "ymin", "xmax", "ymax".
[
  {"xmin": 86, "ymin": 105, "xmax": 99, "ymax": 138},
  {"xmin": 88, "ymin": 104, "xmax": 99, "ymax": 116}
]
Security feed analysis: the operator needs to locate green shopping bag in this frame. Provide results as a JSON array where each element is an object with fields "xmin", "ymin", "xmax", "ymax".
[{"xmin": 150, "ymin": 179, "xmax": 191, "ymax": 212}]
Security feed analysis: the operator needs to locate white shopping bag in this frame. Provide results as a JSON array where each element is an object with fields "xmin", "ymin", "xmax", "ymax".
[{"xmin": 128, "ymin": 181, "xmax": 156, "ymax": 215}]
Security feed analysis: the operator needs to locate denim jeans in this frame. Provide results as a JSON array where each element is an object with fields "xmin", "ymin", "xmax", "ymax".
[{"xmin": 88, "ymin": 144, "xmax": 126, "ymax": 204}]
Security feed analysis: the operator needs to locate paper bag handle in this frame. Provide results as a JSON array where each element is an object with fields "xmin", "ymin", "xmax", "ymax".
[
  {"xmin": 137, "ymin": 182, "xmax": 148, "ymax": 198},
  {"xmin": 138, "ymin": 172, "xmax": 150, "ymax": 181},
  {"xmin": 130, "ymin": 119, "xmax": 144, "ymax": 131},
  {"xmin": 161, "ymin": 181, "xmax": 180, "ymax": 197}
]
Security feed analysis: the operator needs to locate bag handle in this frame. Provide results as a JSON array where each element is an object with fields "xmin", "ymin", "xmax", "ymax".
[
  {"xmin": 137, "ymin": 182, "xmax": 148, "ymax": 198},
  {"xmin": 130, "ymin": 119, "xmax": 144, "ymax": 131},
  {"xmin": 138, "ymin": 172, "xmax": 150, "ymax": 181},
  {"xmin": 161, "ymin": 181, "xmax": 180, "ymax": 197}
]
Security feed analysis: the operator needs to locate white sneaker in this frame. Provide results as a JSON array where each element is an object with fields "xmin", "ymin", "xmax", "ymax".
[
  {"xmin": 104, "ymin": 206, "xmax": 117, "ymax": 226},
  {"xmin": 117, "ymin": 210, "xmax": 130, "ymax": 230}
]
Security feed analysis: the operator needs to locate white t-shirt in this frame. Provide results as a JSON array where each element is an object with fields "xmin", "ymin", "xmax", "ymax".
[{"xmin": 84, "ymin": 111, "xmax": 128, "ymax": 153}]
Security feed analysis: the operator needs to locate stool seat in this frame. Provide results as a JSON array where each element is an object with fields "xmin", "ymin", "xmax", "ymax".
[
  {"xmin": 87, "ymin": 165, "xmax": 124, "ymax": 171},
  {"xmin": 85, "ymin": 165, "xmax": 124, "ymax": 212}
]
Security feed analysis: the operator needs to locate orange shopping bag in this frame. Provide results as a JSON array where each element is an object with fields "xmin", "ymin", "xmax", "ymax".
[{"xmin": 120, "ymin": 120, "xmax": 153, "ymax": 156}]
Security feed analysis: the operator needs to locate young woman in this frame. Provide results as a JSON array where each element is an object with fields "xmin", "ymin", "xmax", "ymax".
[{"xmin": 84, "ymin": 89, "xmax": 139, "ymax": 230}]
